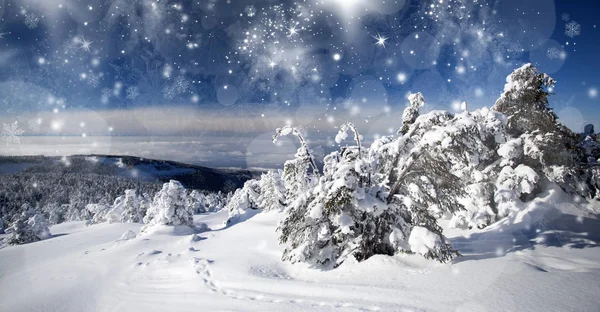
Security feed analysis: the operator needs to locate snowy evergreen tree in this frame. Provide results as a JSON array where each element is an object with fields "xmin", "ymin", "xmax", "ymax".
[
  {"xmin": 256, "ymin": 169, "xmax": 287, "ymax": 212},
  {"xmin": 273, "ymin": 126, "xmax": 319, "ymax": 203},
  {"xmin": 581, "ymin": 132, "xmax": 600, "ymax": 199},
  {"xmin": 492, "ymin": 63, "xmax": 557, "ymax": 136},
  {"xmin": 4, "ymin": 212, "xmax": 51, "ymax": 245},
  {"xmin": 225, "ymin": 179, "xmax": 261, "ymax": 225},
  {"xmin": 121, "ymin": 189, "xmax": 145, "ymax": 223},
  {"xmin": 188, "ymin": 190, "xmax": 205, "ymax": 214},
  {"xmin": 278, "ymin": 115, "xmax": 463, "ymax": 267},
  {"xmin": 491, "ymin": 63, "xmax": 584, "ymax": 196},
  {"xmin": 142, "ymin": 180, "xmax": 193, "ymax": 231},
  {"xmin": 43, "ymin": 202, "xmax": 65, "ymax": 225},
  {"xmin": 399, "ymin": 92, "xmax": 425, "ymax": 135},
  {"xmin": 86, "ymin": 203, "xmax": 111, "ymax": 224},
  {"xmin": 104, "ymin": 194, "xmax": 126, "ymax": 223}
]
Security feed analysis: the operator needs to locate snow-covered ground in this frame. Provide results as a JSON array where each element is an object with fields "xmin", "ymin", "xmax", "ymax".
[{"xmin": 1, "ymin": 187, "xmax": 599, "ymax": 312}]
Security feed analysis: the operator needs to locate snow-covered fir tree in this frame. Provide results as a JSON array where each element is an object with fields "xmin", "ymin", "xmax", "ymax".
[
  {"xmin": 188, "ymin": 190, "xmax": 206, "ymax": 214},
  {"xmin": 225, "ymin": 179, "xmax": 261, "ymax": 225},
  {"xmin": 491, "ymin": 63, "xmax": 584, "ymax": 197},
  {"xmin": 3, "ymin": 211, "xmax": 51, "ymax": 245},
  {"xmin": 121, "ymin": 189, "xmax": 146, "ymax": 223},
  {"xmin": 86, "ymin": 203, "xmax": 111, "ymax": 224},
  {"xmin": 581, "ymin": 129, "xmax": 600, "ymax": 199},
  {"xmin": 277, "ymin": 110, "xmax": 465, "ymax": 267},
  {"xmin": 273, "ymin": 126, "xmax": 319, "ymax": 204},
  {"xmin": 142, "ymin": 180, "xmax": 193, "ymax": 231},
  {"xmin": 399, "ymin": 92, "xmax": 424, "ymax": 135},
  {"xmin": 256, "ymin": 169, "xmax": 287, "ymax": 212}
]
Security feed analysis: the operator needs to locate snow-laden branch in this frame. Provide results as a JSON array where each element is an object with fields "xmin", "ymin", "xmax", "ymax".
[
  {"xmin": 335, "ymin": 122, "xmax": 363, "ymax": 159},
  {"xmin": 273, "ymin": 125, "xmax": 320, "ymax": 176}
]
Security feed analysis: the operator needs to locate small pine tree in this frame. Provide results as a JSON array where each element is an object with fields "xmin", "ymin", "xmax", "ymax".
[
  {"xmin": 257, "ymin": 170, "xmax": 287, "ymax": 212},
  {"xmin": 142, "ymin": 180, "xmax": 193, "ymax": 230},
  {"xmin": 121, "ymin": 189, "xmax": 144, "ymax": 223},
  {"xmin": 188, "ymin": 190, "xmax": 205, "ymax": 214},
  {"xmin": 225, "ymin": 179, "xmax": 261, "ymax": 225},
  {"xmin": 273, "ymin": 126, "xmax": 319, "ymax": 203},
  {"xmin": 4, "ymin": 212, "xmax": 51, "ymax": 245},
  {"xmin": 400, "ymin": 92, "xmax": 425, "ymax": 135}
]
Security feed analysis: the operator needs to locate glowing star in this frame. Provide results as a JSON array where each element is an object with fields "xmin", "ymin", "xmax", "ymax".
[
  {"xmin": 79, "ymin": 37, "xmax": 93, "ymax": 52},
  {"xmin": 288, "ymin": 24, "xmax": 299, "ymax": 37},
  {"xmin": 374, "ymin": 34, "xmax": 388, "ymax": 47},
  {"xmin": 268, "ymin": 60, "xmax": 277, "ymax": 69}
]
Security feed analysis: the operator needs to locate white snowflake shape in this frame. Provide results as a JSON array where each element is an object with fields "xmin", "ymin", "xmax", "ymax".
[
  {"xmin": 28, "ymin": 118, "xmax": 41, "ymax": 132},
  {"xmin": 101, "ymin": 88, "xmax": 112, "ymax": 98},
  {"xmin": 561, "ymin": 13, "xmax": 570, "ymax": 22},
  {"xmin": 2, "ymin": 121, "xmax": 25, "ymax": 145},
  {"xmin": 126, "ymin": 86, "xmax": 139, "ymax": 100},
  {"xmin": 24, "ymin": 13, "xmax": 40, "ymax": 29},
  {"xmin": 565, "ymin": 21, "xmax": 581, "ymax": 38},
  {"xmin": 64, "ymin": 38, "xmax": 79, "ymax": 54},
  {"xmin": 163, "ymin": 86, "xmax": 176, "ymax": 100},
  {"xmin": 245, "ymin": 5, "xmax": 256, "ymax": 17},
  {"xmin": 546, "ymin": 47, "xmax": 561, "ymax": 60},
  {"xmin": 172, "ymin": 76, "xmax": 189, "ymax": 94},
  {"xmin": 87, "ymin": 73, "xmax": 101, "ymax": 88}
]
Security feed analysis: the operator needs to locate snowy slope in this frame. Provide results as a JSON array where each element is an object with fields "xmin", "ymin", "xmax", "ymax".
[{"xmin": 1, "ymin": 187, "xmax": 599, "ymax": 312}]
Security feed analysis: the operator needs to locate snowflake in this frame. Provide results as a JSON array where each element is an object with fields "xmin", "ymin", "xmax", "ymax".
[
  {"xmin": 245, "ymin": 5, "xmax": 257, "ymax": 17},
  {"xmin": 101, "ymin": 88, "xmax": 112, "ymax": 104},
  {"xmin": 561, "ymin": 13, "xmax": 570, "ymax": 22},
  {"xmin": 28, "ymin": 118, "xmax": 41, "ymax": 132},
  {"xmin": 2, "ymin": 121, "xmax": 25, "ymax": 145},
  {"xmin": 172, "ymin": 76, "xmax": 189, "ymax": 93},
  {"xmin": 565, "ymin": 21, "xmax": 581, "ymax": 38},
  {"xmin": 87, "ymin": 73, "xmax": 101, "ymax": 88},
  {"xmin": 126, "ymin": 86, "xmax": 139, "ymax": 100},
  {"xmin": 63, "ymin": 38, "xmax": 80, "ymax": 54},
  {"xmin": 24, "ymin": 13, "xmax": 40, "ymax": 29},
  {"xmin": 101, "ymin": 88, "xmax": 112, "ymax": 98},
  {"xmin": 546, "ymin": 47, "xmax": 561, "ymax": 60},
  {"xmin": 162, "ymin": 76, "xmax": 189, "ymax": 99},
  {"xmin": 163, "ymin": 86, "xmax": 176, "ymax": 100}
]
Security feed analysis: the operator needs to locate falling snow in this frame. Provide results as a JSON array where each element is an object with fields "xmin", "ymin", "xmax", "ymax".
[{"xmin": 245, "ymin": 5, "xmax": 257, "ymax": 17}]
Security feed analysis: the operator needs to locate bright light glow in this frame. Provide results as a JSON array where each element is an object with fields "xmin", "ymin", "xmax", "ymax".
[
  {"xmin": 374, "ymin": 34, "xmax": 388, "ymax": 47},
  {"xmin": 397, "ymin": 72, "xmax": 407, "ymax": 83}
]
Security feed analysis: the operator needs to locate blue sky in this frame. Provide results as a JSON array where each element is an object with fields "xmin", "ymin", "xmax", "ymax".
[{"xmin": 0, "ymin": 0, "xmax": 598, "ymax": 167}]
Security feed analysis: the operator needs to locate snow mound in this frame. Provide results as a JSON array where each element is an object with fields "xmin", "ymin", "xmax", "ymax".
[{"xmin": 117, "ymin": 230, "xmax": 137, "ymax": 241}]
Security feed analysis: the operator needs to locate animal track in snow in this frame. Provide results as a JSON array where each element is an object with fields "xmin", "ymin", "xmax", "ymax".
[{"xmin": 190, "ymin": 256, "xmax": 383, "ymax": 311}]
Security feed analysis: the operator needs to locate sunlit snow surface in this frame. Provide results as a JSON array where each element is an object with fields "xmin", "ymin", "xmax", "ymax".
[{"xmin": 1, "ymin": 186, "xmax": 599, "ymax": 312}]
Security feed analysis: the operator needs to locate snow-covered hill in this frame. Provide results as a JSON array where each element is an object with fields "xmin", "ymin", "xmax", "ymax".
[
  {"xmin": 0, "ymin": 155, "xmax": 259, "ymax": 192},
  {"xmin": 1, "ymin": 185, "xmax": 598, "ymax": 312}
]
